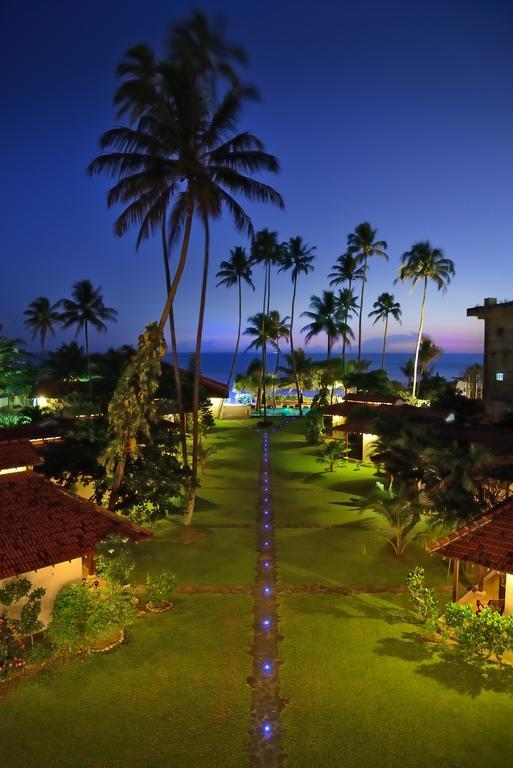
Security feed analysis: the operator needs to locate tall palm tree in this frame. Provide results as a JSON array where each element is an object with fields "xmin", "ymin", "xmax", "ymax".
[
  {"xmin": 250, "ymin": 229, "xmax": 283, "ymax": 421},
  {"xmin": 335, "ymin": 288, "xmax": 358, "ymax": 373},
  {"xmin": 58, "ymin": 281, "xmax": 117, "ymax": 382},
  {"xmin": 329, "ymin": 251, "xmax": 364, "ymax": 292},
  {"xmin": 92, "ymin": 64, "xmax": 282, "ymax": 524},
  {"xmin": 279, "ymin": 236, "xmax": 315, "ymax": 415},
  {"xmin": 398, "ymin": 241, "xmax": 455, "ymax": 396},
  {"xmin": 300, "ymin": 291, "xmax": 349, "ymax": 360},
  {"xmin": 23, "ymin": 297, "xmax": 61, "ymax": 352},
  {"xmin": 347, "ymin": 223, "xmax": 388, "ymax": 374},
  {"xmin": 368, "ymin": 292, "xmax": 402, "ymax": 370},
  {"xmin": 216, "ymin": 246, "xmax": 255, "ymax": 398},
  {"xmin": 244, "ymin": 312, "xmax": 279, "ymax": 409}
]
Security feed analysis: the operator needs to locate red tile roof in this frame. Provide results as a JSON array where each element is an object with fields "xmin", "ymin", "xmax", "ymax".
[
  {"xmin": 0, "ymin": 471, "xmax": 151, "ymax": 579},
  {"xmin": 0, "ymin": 441, "xmax": 43, "ymax": 471},
  {"xmin": 431, "ymin": 497, "xmax": 513, "ymax": 573}
]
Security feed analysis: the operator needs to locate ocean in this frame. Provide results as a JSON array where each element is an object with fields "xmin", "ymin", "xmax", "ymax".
[{"xmin": 172, "ymin": 351, "xmax": 483, "ymax": 388}]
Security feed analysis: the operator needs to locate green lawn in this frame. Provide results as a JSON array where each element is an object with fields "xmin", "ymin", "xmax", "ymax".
[
  {"xmin": 0, "ymin": 595, "xmax": 251, "ymax": 768},
  {"xmin": 280, "ymin": 593, "xmax": 513, "ymax": 768},
  {"xmin": 3, "ymin": 417, "xmax": 512, "ymax": 768}
]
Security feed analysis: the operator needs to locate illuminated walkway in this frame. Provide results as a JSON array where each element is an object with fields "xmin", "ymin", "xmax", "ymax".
[{"xmin": 248, "ymin": 426, "xmax": 285, "ymax": 767}]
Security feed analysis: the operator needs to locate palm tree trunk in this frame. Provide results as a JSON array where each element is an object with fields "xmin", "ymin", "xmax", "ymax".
[
  {"xmin": 225, "ymin": 277, "xmax": 242, "ymax": 400},
  {"xmin": 184, "ymin": 217, "xmax": 210, "ymax": 526},
  {"xmin": 159, "ymin": 192, "xmax": 194, "ymax": 332},
  {"xmin": 381, "ymin": 314, "xmax": 389, "ymax": 370},
  {"xmin": 412, "ymin": 278, "xmax": 428, "ymax": 397},
  {"xmin": 342, "ymin": 277, "xmax": 352, "ymax": 377},
  {"xmin": 290, "ymin": 274, "xmax": 302, "ymax": 415},
  {"xmin": 261, "ymin": 263, "xmax": 268, "ymax": 423},
  {"xmin": 162, "ymin": 217, "xmax": 189, "ymax": 468},
  {"xmin": 357, "ymin": 256, "xmax": 368, "ymax": 376}
]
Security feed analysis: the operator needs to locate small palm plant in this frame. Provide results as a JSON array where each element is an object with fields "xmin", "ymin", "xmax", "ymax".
[
  {"xmin": 317, "ymin": 439, "xmax": 349, "ymax": 472},
  {"xmin": 363, "ymin": 483, "xmax": 429, "ymax": 558}
]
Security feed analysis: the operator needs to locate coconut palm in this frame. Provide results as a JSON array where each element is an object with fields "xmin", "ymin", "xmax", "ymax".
[
  {"xmin": 278, "ymin": 348, "xmax": 315, "ymax": 407},
  {"xmin": 279, "ymin": 236, "xmax": 315, "ymax": 415},
  {"xmin": 90, "ymin": 15, "xmax": 283, "ymax": 521},
  {"xmin": 300, "ymin": 291, "xmax": 349, "ymax": 360},
  {"xmin": 346, "ymin": 223, "xmax": 388, "ymax": 373},
  {"xmin": 58, "ymin": 281, "xmax": 117, "ymax": 381},
  {"xmin": 268, "ymin": 310, "xmax": 290, "ymax": 373},
  {"xmin": 250, "ymin": 229, "xmax": 284, "ymax": 421},
  {"xmin": 216, "ymin": 246, "xmax": 254, "ymax": 398},
  {"xmin": 368, "ymin": 292, "xmax": 402, "ymax": 370},
  {"xmin": 398, "ymin": 241, "xmax": 455, "ymax": 396},
  {"xmin": 364, "ymin": 485, "xmax": 428, "ymax": 558},
  {"xmin": 336, "ymin": 288, "xmax": 358, "ymax": 373},
  {"xmin": 23, "ymin": 297, "xmax": 61, "ymax": 352},
  {"xmin": 329, "ymin": 251, "xmax": 364, "ymax": 291}
]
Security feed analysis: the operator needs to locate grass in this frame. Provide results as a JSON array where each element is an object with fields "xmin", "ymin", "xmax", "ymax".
[
  {"xmin": 280, "ymin": 593, "xmax": 513, "ymax": 768},
  {"xmin": 0, "ymin": 595, "xmax": 251, "ymax": 768}
]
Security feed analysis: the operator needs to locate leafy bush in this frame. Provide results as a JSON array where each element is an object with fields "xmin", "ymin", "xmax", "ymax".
[
  {"xmin": 145, "ymin": 571, "xmax": 176, "ymax": 607},
  {"xmin": 317, "ymin": 439, "xmax": 349, "ymax": 472},
  {"xmin": 0, "ymin": 413, "xmax": 31, "ymax": 429},
  {"xmin": 47, "ymin": 584, "xmax": 91, "ymax": 654},
  {"xmin": 95, "ymin": 534, "xmax": 135, "ymax": 585},
  {"xmin": 49, "ymin": 582, "xmax": 136, "ymax": 654},
  {"xmin": 0, "ymin": 614, "xmax": 26, "ymax": 680},
  {"xmin": 405, "ymin": 567, "xmax": 439, "ymax": 631},
  {"xmin": 0, "ymin": 577, "xmax": 45, "ymax": 637},
  {"xmin": 304, "ymin": 407, "xmax": 324, "ymax": 445},
  {"xmin": 443, "ymin": 602, "xmax": 513, "ymax": 660}
]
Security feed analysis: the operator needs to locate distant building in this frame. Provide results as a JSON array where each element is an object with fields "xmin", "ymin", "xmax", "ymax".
[{"xmin": 467, "ymin": 298, "xmax": 513, "ymax": 420}]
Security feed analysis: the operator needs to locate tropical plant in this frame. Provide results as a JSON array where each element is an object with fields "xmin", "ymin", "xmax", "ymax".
[
  {"xmin": 145, "ymin": 570, "xmax": 176, "ymax": 608},
  {"xmin": 0, "ymin": 577, "xmax": 45, "ymax": 638},
  {"xmin": 268, "ymin": 310, "xmax": 290, "ymax": 374},
  {"xmin": 23, "ymin": 297, "xmax": 61, "ymax": 352},
  {"xmin": 363, "ymin": 484, "xmax": 428, "ymax": 558},
  {"xmin": 400, "ymin": 336, "xmax": 443, "ymax": 389},
  {"xmin": 95, "ymin": 534, "xmax": 135, "ymax": 585},
  {"xmin": 300, "ymin": 291, "xmax": 349, "ymax": 360},
  {"xmin": 398, "ymin": 241, "xmax": 455, "ymax": 395},
  {"xmin": 405, "ymin": 567, "xmax": 439, "ymax": 630},
  {"xmin": 460, "ymin": 363, "xmax": 483, "ymax": 399},
  {"xmin": 250, "ymin": 230, "xmax": 284, "ymax": 421},
  {"xmin": 368, "ymin": 292, "xmax": 402, "ymax": 369},
  {"xmin": 102, "ymin": 323, "xmax": 167, "ymax": 509},
  {"xmin": 58, "ymin": 280, "xmax": 117, "ymax": 382},
  {"xmin": 317, "ymin": 439, "xmax": 349, "ymax": 472},
  {"xmin": 304, "ymin": 406, "xmax": 325, "ymax": 445},
  {"xmin": 336, "ymin": 288, "xmax": 358, "ymax": 373},
  {"xmin": 279, "ymin": 236, "xmax": 316, "ymax": 414},
  {"xmin": 329, "ymin": 250, "xmax": 365, "ymax": 290},
  {"xmin": 278, "ymin": 348, "xmax": 315, "ymax": 407},
  {"xmin": 216, "ymin": 246, "xmax": 255, "ymax": 397},
  {"xmin": 346, "ymin": 222, "xmax": 388, "ymax": 374}
]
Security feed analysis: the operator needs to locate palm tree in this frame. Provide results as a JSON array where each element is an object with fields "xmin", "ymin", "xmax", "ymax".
[
  {"xmin": 268, "ymin": 310, "xmax": 290, "ymax": 373},
  {"xmin": 329, "ymin": 251, "xmax": 364, "ymax": 292},
  {"xmin": 216, "ymin": 246, "xmax": 254, "ymax": 398},
  {"xmin": 346, "ymin": 223, "xmax": 388, "ymax": 374},
  {"xmin": 364, "ymin": 485, "xmax": 428, "ymax": 558},
  {"xmin": 368, "ymin": 292, "xmax": 402, "ymax": 370},
  {"xmin": 250, "ymin": 229, "xmax": 283, "ymax": 421},
  {"xmin": 278, "ymin": 348, "xmax": 314, "ymax": 407},
  {"xmin": 243, "ymin": 312, "xmax": 280, "ymax": 415},
  {"xmin": 58, "ymin": 281, "xmax": 117, "ymax": 382},
  {"xmin": 335, "ymin": 288, "xmax": 358, "ymax": 373},
  {"xmin": 279, "ymin": 236, "xmax": 315, "ymax": 415},
  {"xmin": 398, "ymin": 241, "xmax": 455, "ymax": 396},
  {"xmin": 300, "ymin": 291, "xmax": 349, "ymax": 360},
  {"xmin": 23, "ymin": 297, "xmax": 61, "ymax": 352}
]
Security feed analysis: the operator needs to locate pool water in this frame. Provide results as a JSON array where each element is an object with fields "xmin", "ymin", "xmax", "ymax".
[{"xmin": 251, "ymin": 406, "xmax": 310, "ymax": 417}]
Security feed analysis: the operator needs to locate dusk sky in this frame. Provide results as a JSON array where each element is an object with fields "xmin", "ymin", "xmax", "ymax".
[{"xmin": 2, "ymin": 0, "xmax": 512, "ymax": 354}]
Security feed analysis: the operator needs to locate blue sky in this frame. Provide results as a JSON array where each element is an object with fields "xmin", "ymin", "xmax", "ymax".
[{"xmin": 1, "ymin": 0, "xmax": 512, "ymax": 353}]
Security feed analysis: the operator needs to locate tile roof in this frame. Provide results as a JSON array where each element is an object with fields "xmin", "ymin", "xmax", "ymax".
[
  {"xmin": 343, "ymin": 392, "xmax": 403, "ymax": 405},
  {"xmin": 0, "ymin": 419, "xmax": 68, "ymax": 443},
  {"xmin": 0, "ymin": 471, "xmax": 151, "ymax": 579},
  {"xmin": 0, "ymin": 441, "xmax": 43, "ymax": 471},
  {"xmin": 430, "ymin": 497, "xmax": 513, "ymax": 573}
]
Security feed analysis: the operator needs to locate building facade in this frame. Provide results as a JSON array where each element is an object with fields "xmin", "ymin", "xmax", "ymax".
[{"xmin": 467, "ymin": 297, "xmax": 513, "ymax": 420}]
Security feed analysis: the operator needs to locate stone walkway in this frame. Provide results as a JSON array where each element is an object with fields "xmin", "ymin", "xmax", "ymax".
[{"xmin": 247, "ymin": 427, "xmax": 285, "ymax": 767}]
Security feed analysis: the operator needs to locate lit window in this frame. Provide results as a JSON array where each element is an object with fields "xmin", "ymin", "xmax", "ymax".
[{"xmin": 496, "ymin": 372, "xmax": 505, "ymax": 382}]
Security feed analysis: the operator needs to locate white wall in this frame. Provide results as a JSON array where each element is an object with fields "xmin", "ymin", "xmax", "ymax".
[
  {"xmin": 505, "ymin": 573, "xmax": 513, "ymax": 616},
  {"xmin": 0, "ymin": 558, "xmax": 83, "ymax": 628}
]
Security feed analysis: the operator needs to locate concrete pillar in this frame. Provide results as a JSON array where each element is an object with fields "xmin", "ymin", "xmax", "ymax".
[{"xmin": 504, "ymin": 573, "xmax": 513, "ymax": 616}]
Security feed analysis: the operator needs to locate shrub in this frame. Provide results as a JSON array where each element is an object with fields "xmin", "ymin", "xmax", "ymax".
[
  {"xmin": 47, "ymin": 584, "xmax": 91, "ymax": 654},
  {"xmin": 0, "ymin": 614, "xmax": 26, "ymax": 680},
  {"xmin": 95, "ymin": 534, "xmax": 135, "ymax": 584},
  {"xmin": 145, "ymin": 571, "xmax": 176, "ymax": 607},
  {"xmin": 405, "ymin": 567, "xmax": 439, "ymax": 631},
  {"xmin": 86, "ymin": 584, "xmax": 136, "ymax": 641},
  {"xmin": 0, "ymin": 577, "xmax": 45, "ymax": 637},
  {"xmin": 304, "ymin": 407, "xmax": 324, "ymax": 445},
  {"xmin": 443, "ymin": 602, "xmax": 513, "ymax": 660}
]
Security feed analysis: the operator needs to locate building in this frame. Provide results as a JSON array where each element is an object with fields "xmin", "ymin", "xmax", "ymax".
[
  {"xmin": 0, "ymin": 440, "xmax": 150, "ymax": 626},
  {"xmin": 431, "ymin": 496, "xmax": 513, "ymax": 615},
  {"xmin": 467, "ymin": 297, "xmax": 513, "ymax": 420}
]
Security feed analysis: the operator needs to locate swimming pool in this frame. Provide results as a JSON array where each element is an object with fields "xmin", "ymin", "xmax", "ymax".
[{"xmin": 251, "ymin": 406, "xmax": 310, "ymax": 417}]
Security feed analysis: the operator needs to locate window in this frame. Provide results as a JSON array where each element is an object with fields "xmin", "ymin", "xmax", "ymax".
[{"xmin": 496, "ymin": 372, "xmax": 505, "ymax": 382}]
